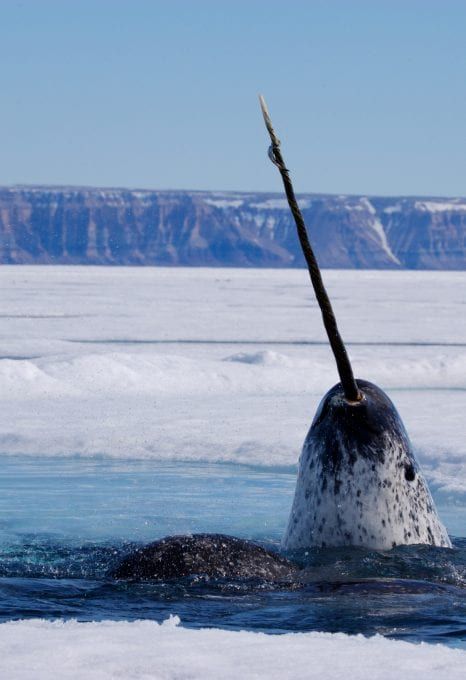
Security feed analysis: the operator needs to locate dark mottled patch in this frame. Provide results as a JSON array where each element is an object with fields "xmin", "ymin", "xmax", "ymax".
[
  {"xmin": 111, "ymin": 534, "xmax": 297, "ymax": 581},
  {"xmin": 404, "ymin": 463, "xmax": 416, "ymax": 482}
]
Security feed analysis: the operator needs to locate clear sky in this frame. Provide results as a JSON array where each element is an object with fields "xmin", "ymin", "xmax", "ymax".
[{"xmin": 1, "ymin": 0, "xmax": 465, "ymax": 196}]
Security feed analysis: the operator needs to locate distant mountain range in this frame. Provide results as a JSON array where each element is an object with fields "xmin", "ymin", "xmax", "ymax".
[{"xmin": 0, "ymin": 186, "xmax": 465, "ymax": 268}]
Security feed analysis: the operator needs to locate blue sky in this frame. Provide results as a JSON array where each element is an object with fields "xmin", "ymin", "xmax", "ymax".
[{"xmin": 1, "ymin": 0, "xmax": 465, "ymax": 196}]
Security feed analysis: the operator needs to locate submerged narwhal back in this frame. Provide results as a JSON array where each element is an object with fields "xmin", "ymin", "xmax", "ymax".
[{"xmin": 259, "ymin": 96, "xmax": 451, "ymax": 551}]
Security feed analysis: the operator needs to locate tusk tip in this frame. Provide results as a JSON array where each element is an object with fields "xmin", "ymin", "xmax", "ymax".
[{"xmin": 258, "ymin": 94, "xmax": 269, "ymax": 117}]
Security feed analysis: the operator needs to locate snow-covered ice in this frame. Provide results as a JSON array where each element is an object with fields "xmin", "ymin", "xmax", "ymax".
[
  {"xmin": 0, "ymin": 616, "xmax": 465, "ymax": 679},
  {"xmin": 1, "ymin": 266, "xmax": 466, "ymax": 675},
  {"xmin": 0, "ymin": 266, "xmax": 464, "ymax": 497}
]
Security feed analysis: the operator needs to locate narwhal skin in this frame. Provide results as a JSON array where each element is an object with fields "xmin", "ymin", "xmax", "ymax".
[
  {"xmin": 283, "ymin": 380, "xmax": 451, "ymax": 551},
  {"xmin": 111, "ymin": 534, "xmax": 298, "ymax": 581},
  {"xmin": 259, "ymin": 95, "xmax": 451, "ymax": 552}
]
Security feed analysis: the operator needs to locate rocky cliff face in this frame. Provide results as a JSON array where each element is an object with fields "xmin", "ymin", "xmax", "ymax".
[{"xmin": 0, "ymin": 186, "xmax": 465, "ymax": 268}]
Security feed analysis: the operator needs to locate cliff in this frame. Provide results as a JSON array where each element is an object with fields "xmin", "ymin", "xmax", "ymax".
[{"xmin": 0, "ymin": 186, "xmax": 465, "ymax": 268}]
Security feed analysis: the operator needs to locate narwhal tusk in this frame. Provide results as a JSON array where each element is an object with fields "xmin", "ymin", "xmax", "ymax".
[{"xmin": 258, "ymin": 94, "xmax": 361, "ymax": 403}]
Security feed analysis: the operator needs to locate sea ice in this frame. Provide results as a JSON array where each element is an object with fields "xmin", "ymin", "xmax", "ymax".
[
  {"xmin": 0, "ymin": 266, "xmax": 464, "ymax": 497},
  {"xmin": 0, "ymin": 617, "xmax": 464, "ymax": 679}
]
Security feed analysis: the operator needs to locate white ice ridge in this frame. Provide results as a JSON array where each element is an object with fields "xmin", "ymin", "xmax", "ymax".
[
  {"xmin": 360, "ymin": 198, "xmax": 401, "ymax": 265},
  {"xmin": 0, "ymin": 617, "xmax": 464, "ymax": 680}
]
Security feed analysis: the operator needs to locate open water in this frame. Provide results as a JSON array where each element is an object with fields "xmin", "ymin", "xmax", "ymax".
[{"xmin": 0, "ymin": 457, "xmax": 465, "ymax": 649}]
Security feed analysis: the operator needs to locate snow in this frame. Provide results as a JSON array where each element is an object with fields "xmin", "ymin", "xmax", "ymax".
[
  {"xmin": 250, "ymin": 198, "xmax": 311, "ymax": 210},
  {"xmin": 361, "ymin": 198, "xmax": 377, "ymax": 215},
  {"xmin": 415, "ymin": 200, "xmax": 466, "ymax": 213},
  {"xmin": 203, "ymin": 198, "xmax": 244, "ymax": 208},
  {"xmin": 0, "ymin": 266, "xmax": 464, "ymax": 496},
  {"xmin": 225, "ymin": 349, "xmax": 293, "ymax": 366},
  {"xmin": 0, "ymin": 616, "xmax": 464, "ymax": 680},
  {"xmin": 360, "ymin": 198, "xmax": 401, "ymax": 265}
]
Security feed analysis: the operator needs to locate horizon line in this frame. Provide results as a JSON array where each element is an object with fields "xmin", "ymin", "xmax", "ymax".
[{"xmin": 1, "ymin": 184, "xmax": 466, "ymax": 202}]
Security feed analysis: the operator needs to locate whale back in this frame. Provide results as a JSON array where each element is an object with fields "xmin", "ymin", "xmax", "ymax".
[
  {"xmin": 283, "ymin": 380, "xmax": 451, "ymax": 551},
  {"xmin": 111, "ymin": 534, "xmax": 298, "ymax": 581}
]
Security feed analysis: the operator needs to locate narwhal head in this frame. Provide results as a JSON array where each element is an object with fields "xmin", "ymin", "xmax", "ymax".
[
  {"xmin": 311, "ymin": 379, "xmax": 412, "ymax": 471},
  {"xmin": 284, "ymin": 377, "xmax": 451, "ymax": 551},
  {"xmin": 258, "ymin": 95, "xmax": 451, "ymax": 551}
]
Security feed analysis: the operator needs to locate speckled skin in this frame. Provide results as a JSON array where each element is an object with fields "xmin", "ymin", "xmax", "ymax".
[
  {"xmin": 283, "ymin": 380, "xmax": 451, "ymax": 551},
  {"xmin": 111, "ymin": 533, "xmax": 298, "ymax": 581}
]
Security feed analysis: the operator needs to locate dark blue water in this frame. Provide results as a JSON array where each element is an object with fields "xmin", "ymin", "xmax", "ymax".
[{"xmin": 0, "ymin": 457, "xmax": 466, "ymax": 648}]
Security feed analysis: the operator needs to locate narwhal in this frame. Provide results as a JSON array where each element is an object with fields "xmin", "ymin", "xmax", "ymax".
[
  {"xmin": 111, "ymin": 98, "xmax": 450, "ymax": 581},
  {"xmin": 257, "ymin": 95, "xmax": 451, "ymax": 551}
]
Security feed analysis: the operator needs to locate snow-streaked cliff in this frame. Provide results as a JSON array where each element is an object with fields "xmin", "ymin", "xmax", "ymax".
[{"xmin": 0, "ymin": 186, "xmax": 465, "ymax": 268}]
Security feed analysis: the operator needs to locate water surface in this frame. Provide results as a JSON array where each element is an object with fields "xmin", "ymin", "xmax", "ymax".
[{"xmin": 0, "ymin": 457, "xmax": 465, "ymax": 648}]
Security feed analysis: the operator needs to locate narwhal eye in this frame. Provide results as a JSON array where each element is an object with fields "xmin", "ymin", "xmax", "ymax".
[{"xmin": 404, "ymin": 463, "xmax": 416, "ymax": 482}]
